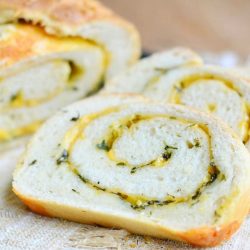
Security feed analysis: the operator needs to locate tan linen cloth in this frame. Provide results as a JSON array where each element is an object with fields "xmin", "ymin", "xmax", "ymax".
[{"xmin": 0, "ymin": 147, "xmax": 249, "ymax": 250}]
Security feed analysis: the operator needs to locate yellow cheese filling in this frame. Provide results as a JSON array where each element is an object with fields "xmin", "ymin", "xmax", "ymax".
[
  {"xmin": 3, "ymin": 60, "xmax": 84, "ymax": 110},
  {"xmin": 169, "ymin": 74, "xmax": 249, "ymax": 142},
  {"xmin": 143, "ymin": 61, "xmax": 202, "ymax": 91},
  {"xmin": 0, "ymin": 120, "xmax": 42, "ymax": 141},
  {"xmin": 214, "ymin": 188, "xmax": 239, "ymax": 221},
  {"xmin": 0, "ymin": 59, "xmax": 85, "ymax": 141},
  {"xmin": 170, "ymin": 74, "xmax": 242, "ymax": 103}
]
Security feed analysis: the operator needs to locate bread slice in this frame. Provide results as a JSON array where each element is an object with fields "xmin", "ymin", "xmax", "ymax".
[
  {"xmin": 105, "ymin": 48, "xmax": 250, "ymax": 150},
  {"xmin": 13, "ymin": 94, "xmax": 250, "ymax": 247},
  {"xmin": 0, "ymin": 0, "xmax": 140, "ymax": 149}
]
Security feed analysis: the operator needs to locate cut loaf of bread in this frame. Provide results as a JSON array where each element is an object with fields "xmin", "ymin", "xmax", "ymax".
[
  {"xmin": 105, "ymin": 48, "xmax": 250, "ymax": 150},
  {"xmin": 0, "ymin": 0, "xmax": 140, "ymax": 149},
  {"xmin": 13, "ymin": 94, "xmax": 250, "ymax": 247}
]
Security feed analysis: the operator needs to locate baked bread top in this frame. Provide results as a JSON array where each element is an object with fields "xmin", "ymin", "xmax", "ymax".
[
  {"xmin": 0, "ymin": 0, "xmax": 113, "ymax": 26},
  {"xmin": 0, "ymin": 23, "xmax": 102, "ymax": 69}
]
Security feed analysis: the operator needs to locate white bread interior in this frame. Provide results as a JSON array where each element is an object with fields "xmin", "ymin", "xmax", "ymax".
[{"xmin": 13, "ymin": 94, "xmax": 250, "ymax": 247}]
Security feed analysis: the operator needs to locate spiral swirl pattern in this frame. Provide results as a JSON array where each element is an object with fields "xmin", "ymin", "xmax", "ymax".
[
  {"xmin": 13, "ymin": 95, "xmax": 250, "ymax": 241},
  {"xmin": 106, "ymin": 49, "xmax": 250, "ymax": 149},
  {"xmin": 60, "ymin": 107, "xmax": 221, "ymax": 210}
]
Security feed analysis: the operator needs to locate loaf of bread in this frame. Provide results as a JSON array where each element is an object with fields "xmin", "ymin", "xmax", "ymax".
[
  {"xmin": 0, "ymin": 0, "xmax": 140, "ymax": 149},
  {"xmin": 13, "ymin": 94, "xmax": 250, "ymax": 247},
  {"xmin": 105, "ymin": 48, "xmax": 250, "ymax": 150}
]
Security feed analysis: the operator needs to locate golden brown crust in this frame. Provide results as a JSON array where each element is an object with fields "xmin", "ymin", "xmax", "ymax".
[
  {"xmin": 16, "ymin": 192, "xmax": 51, "ymax": 217},
  {"xmin": 0, "ymin": 0, "xmax": 114, "ymax": 26},
  {"xmin": 13, "ymin": 187, "xmax": 248, "ymax": 247},
  {"xmin": 0, "ymin": 25, "xmax": 35, "ymax": 68},
  {"xmin": 178, "ymin": 222, "xmax": 240, "ymax": 247},
  {"xmin": 0, "ymin": 0, "xmax": 141, "ymax": 77},
  {"xmin": 0, "ymin": 24, "xmax": 49, "ymax": 68},
  {"xmin": 0, "ymin": 23, "xmax": 91, "ymax": 69}
]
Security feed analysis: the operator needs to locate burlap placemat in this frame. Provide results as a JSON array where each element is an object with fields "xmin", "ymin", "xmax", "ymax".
[{"xmin": 0, "ymin": 147, "xmax": 249, "ymax": 250}]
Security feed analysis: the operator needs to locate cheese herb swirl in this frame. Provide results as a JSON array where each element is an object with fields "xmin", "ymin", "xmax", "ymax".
[
  {"xmin": 105, "ymin": 49, "xmax": 250, "ymax": 148},
  {"xmin": 56, "ymin": 107, "xmax": 225, "ymax": 211}
]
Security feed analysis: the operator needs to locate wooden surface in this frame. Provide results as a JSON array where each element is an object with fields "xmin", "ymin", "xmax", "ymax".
[{"xmin": 102, "ymin": 0, "xmax": 250, "ymax": 56}]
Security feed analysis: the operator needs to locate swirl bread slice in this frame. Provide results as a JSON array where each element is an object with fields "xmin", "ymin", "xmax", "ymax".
[
  {"xmin": 13, "ymin": 94, "xmax": 250, "ymax": 247},
  {"xmin": 0, "ymin": 0, "xmax": 140, "ymax": 149},
  {"xmin": 105, "ymin": 48, "xmax": 250, "ymax": 150}
]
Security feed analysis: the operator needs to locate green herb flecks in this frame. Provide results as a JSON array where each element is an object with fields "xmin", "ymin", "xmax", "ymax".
[
  {"xmin": 72, "ymin": 189, "xmax": 80, "ymax": 194},
  {"xmin": 174, "ymin": 85, "xmax": 182, "ymax": 93},
  {"xmin": 130, "ymin": 199, "xmax": 175, "ymax": 211},
  {"xmin": 194, "ymin": 138, "xmax": 201, "ymax": 147},
  {"xmin": 77, "ymin": 173, "xmax": 87, "ymax": 183},
  {"xmin": 187, "ymin": 138, "xmax": 201, "ymax": 149},
  {"xmin": 10, "ymin": 91, "xmax": 21, "ymax": 102},
  {"xmin": 214, "ymin": 210, "xmax": 221, "ymax": 220},
  {"xmin": 76, "ymin": 173, "xmax": 106, "ymax": 191},
  {"xmin": 154, "ymin": 68, "xmax": 168, "ymax": 74},
  {"xmin": 96, "ymin": 140, "xmax": 110, "ymax": 151},
  {"xmin": 207, "ymin": 164, "xmax": 220, "ymax": 185},
  {"xmin": 28, "ymin": 160, "xmax": 37, "ymax": 166},
  {"xmin": 191, "ymin": 164, "xmax": 220, "ymax": 201},
  {"xmin": 70, "ymin": 113, "xmax": 80, "ymax": 122},
  {"xmin": 185, "ymin": 123, "xmax": 197, "ymax": 129},
  {"xmin": 174, "ymin": 81, "xmax": 184, "ymax": 93},
  {"xmin": 130, "ymin": 167, "xmax": 137, "ymax": 174},
  {"xmin": 72, "ymin": 86, "xmax": 78, "ymax": 91},
  {"xmin": 191, "ymin": 189, "xmax": 202, "ymax": 200},
  {"xmin": 56, "ymin": 149, "xmax": 69, "ymax": 165},
  {"xmin": 154, "ymin": 65, "xmax": 179, "ymax": 74},
  {"xmin": 117, "ymin": 162, "xmax": 125, "ymax": 166},
  {"xmin": 162, "ymin": 145, "xmax": 178, "ymax": 161}
]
